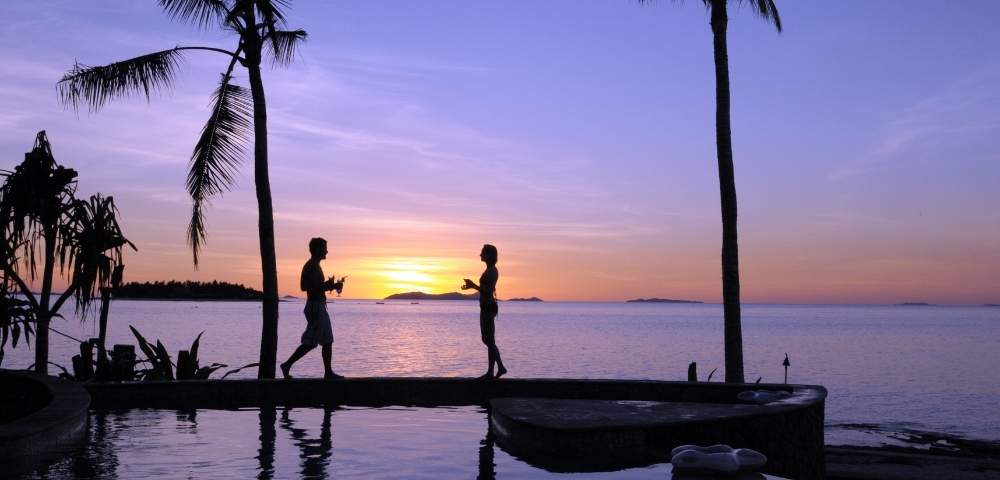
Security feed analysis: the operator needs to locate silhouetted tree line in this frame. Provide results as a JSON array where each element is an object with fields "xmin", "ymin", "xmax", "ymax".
[{"xmin": 114, "ymin": 280, "xmax": 263, "ymax": 300}]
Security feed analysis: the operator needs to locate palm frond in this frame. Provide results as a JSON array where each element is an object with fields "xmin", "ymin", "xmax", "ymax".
[
  {"xmin": 223, "ymin": 0, "xmax": 249, "ymax": 27},
  {"xmin": 159, "ymin": 0, "xmax": 229, "ymax": 29},
  {"xmin": 224, "ymin": 0, "xmax": 287, "ymax": 31},
  {"xmin": 264, "ymin": 29, "xmax": 307, "ymax": 66},
  {"xmin": 740, "ymin": 0, "xmax": 781, "ymax": 32},
  {"xmin": 255, "ymin": 0, "xmax": 290, "ymax": 28},
  {"xmin": 186, "ymin": 75, "xmax": 253, "ymax": 265},
  {"xmin": 69, "ymin": 194, "xmax": 135, "ymax": 315},
  {"xmin": 254, "ymin": 0, "xmax": 290, "ymax": 59},
  {"xmin": 187, "ymin": 203, "xmax": 207, "ymax": 266},
  {"xmin": 58, "ymin": 48, "xmax": 186, "ymax": 112},
  {"xmin": 638, "ymin": 0, "xmax": 782, "ymax": 32}
]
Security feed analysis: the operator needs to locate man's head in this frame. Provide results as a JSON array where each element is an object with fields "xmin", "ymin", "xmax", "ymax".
[{"xmin": 309, "ymin": 237, "xmax": 328, "ymax": 259}]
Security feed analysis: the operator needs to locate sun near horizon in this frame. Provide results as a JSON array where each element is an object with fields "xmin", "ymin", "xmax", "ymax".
[{"xmin": 353, "ymin": 256, "xmax": 472, "ymax": 299}]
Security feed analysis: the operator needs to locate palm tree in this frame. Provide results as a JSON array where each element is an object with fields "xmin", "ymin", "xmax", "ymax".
[
  {"xmin": 642, "ymin": 0, "xmax": 781, "ymax": 382},
  {"xmin": 0, "ymin": 131, "xmax": 133, "ymax": 374},
  {"xmin": 58, "ymin": 0, "xmax": 308, "ymax": 379},
  {"xmin": 69, "ymin": 194, "xmax": 136, "ymax": 373}
]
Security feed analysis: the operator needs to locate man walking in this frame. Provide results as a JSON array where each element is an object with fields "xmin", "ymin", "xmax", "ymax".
[{"xmin": 280, "ymin": 237, "xmax": 345, "ymax": 379}]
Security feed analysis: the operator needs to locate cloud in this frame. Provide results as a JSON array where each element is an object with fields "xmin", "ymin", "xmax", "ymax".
[
  {"xmin": 323, "ymin": 49, "xmax": 494, "ymax": 77},
  {"xmin": 830, "ymin": 66, "xmax": 1000, "ymax": 181}
]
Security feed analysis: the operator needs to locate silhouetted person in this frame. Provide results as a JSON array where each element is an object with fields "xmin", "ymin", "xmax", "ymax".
[
  {"xmin": 463, "ymin": 244, "xmax": 507, "ymax": 380},
  {"xmin": 478, "ymin": 405, "xmax": 497, "ymax": 480},
  {"xmin": 280, "ymin": 406, "xmax": 334, "ymax": 479},
  {"xmin": 281, "ymin": 237, "xmax": 345, "ymax": 380}
]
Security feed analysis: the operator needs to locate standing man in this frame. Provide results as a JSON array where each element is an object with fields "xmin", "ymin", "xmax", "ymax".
[{"xmin": 281, "ymin": 237, "xmax": 345, "ymax": 379}]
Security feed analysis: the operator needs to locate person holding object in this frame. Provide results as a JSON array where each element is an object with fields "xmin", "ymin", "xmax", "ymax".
[
  {"xmin": 463, "ymin": 244, "xmax": 508, "ymax": 380},
  {"xmin": 281, "ymin": 237, "xmax": 346, "ymax": 379}
]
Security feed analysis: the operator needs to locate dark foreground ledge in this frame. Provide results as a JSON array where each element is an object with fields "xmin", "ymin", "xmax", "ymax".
[
  {"xmin": 82, "ymin": 377, "xmax": 822, "ymax": 410},
  {"xmin": 0, "ymin": 370, "xmax": 90, "ymax": 475}
]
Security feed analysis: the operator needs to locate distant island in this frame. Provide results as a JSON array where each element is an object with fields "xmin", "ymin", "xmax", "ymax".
[
  {"xmin": 627, "ymin": 298, "xmax": 703, "ymax": 304},
  {"xmin": 385, "ymin": 291, "xmax": 479, "ymax": 301},
  {"xmin": 114, "ymin": 280, "xmax": 263, "ymax": 301},
  {"xmin": 985, "ymin": 304, "xmax": 1000, "ymax": 307},
  {"xmin": 896, "ymin": 302, "xmax": 934, "ymax": 306},
  {"xmin": 507, "ymin": 297, "xmax": 543, "ymax": 302}
]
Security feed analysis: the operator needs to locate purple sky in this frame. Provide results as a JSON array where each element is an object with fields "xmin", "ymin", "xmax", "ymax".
[{"xmin": 1, "ymin": 1, "xmax": 998, "ymax": 303}]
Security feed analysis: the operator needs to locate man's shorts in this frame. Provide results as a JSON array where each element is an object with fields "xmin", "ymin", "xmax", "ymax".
[{"xmin": 301, "ymin": 300, "xmax": 333, "ymax": 347}]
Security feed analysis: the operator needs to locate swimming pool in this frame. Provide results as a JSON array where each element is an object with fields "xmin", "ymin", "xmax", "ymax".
[{"xmin": 21, "ymin": 406, "xmax": 688, "ymax": 479}]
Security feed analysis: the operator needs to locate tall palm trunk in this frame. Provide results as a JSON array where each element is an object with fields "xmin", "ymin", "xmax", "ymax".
[
  {"xmin": 97, "ymin": 287, "xmax": 112, "ymax": 372},
  {"xmin": 710, "ymin": 0, "xmax": 744, "ymax": 383},
  {"xmin": 34, "ymin": 227, "xmax": 57, "ymax": 374},
  {"xmin": 245, "ymin": 10, "xmax": 280, "ymax": 380}
]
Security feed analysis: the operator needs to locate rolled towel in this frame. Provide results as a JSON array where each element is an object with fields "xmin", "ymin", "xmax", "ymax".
[
  {"xmin": 670, "ymin": 445, "xmax": 768, "ymax": 473},
  {"xmin": 671, "ymin": 449, "xmax": 739, "ymax": 474},
  {"xmin": 736, "ymin": 390, "xmax": 791, "ymax": 404},
  {"xmin": 671, "ymin": 444, "xmax": 733, "ymax": 457},
  {"xmin": 734, "ymin": 448, "xmax": 768, "ymax": 471}
]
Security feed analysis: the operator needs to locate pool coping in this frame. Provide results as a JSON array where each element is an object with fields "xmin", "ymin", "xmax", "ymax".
[
  {"xmin": 82, "ymin": 377, "xmax": 824, "ymax": 409},
  {"xmin": 0, "ymin": 369, "xmax": 91, "ymax": 472}
]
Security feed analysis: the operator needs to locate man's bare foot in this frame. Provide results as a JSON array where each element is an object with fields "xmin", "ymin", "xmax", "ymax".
[
  {"xmin": 477, "ymin": 372, "xmax": 494, "ymax": 381},
  {"xmin": 325, "ymin": 371, "xmax": 344, "ymax": 380},
  {"xmin": 495, "ymin": 366, "xmax": 507, "ymax": 379},
  {"xmin": 280, "ymin": 362, "xmax": 292, "ymax": 379}
]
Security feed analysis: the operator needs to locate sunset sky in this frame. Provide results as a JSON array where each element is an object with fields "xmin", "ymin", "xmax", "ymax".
[{"xmin": 2, "ymin": 1, "xmax": 998, "ymax": 303}]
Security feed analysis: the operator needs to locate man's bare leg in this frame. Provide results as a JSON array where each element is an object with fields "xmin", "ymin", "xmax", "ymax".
[
  {"xmin": 321, "ymin": 343, "xmax": 343, "ymax": 379},
  {"xmin": 281, "ymin": 344, "xmax": 315, "ymax": 379}
]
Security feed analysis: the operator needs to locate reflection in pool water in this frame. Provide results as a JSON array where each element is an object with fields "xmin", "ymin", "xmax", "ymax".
[{"xmin": 22, "ymin": 406, "xmax": 682, "ymax": 479}]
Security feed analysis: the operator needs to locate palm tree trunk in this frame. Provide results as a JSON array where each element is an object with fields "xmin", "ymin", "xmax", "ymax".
[
  {"xmin": 710, "ymin": 0, "xmax": 744, "ymax": 383},
  {"xmin": 34, "ymin": 227, "xmax": 57, "ymax": 374},
  {"xmin": 245, "ymin": 12, "xmax": 280, "ymax": 380},
  {"xmin": 97, "ymin": 287, "xmax": 112, "ymax": 374}
]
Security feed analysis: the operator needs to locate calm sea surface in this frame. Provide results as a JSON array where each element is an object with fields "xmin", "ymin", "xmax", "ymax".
[{"xmin": 7, "ymin": 301, "xmax": 1000, "ymax": 478}]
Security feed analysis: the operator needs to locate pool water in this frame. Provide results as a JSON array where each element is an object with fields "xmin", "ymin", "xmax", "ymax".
[{"xmin": 23, "ymin": 406, "xmax": 681, "ymax": 479}]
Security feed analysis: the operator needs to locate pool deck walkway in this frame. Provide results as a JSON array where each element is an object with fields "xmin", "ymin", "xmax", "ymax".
[{"xmin": 82, "ymin": 376, "xmax": 822, "ymax": 409}]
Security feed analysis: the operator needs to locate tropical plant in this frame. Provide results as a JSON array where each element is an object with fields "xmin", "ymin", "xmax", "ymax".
[
  {"xmin": 58, "ymin": 0, "xmax": 308, "ymax": 379},
  {"xmin": 0, "ymin": 131, "xmax": 134, "ymax": 374},
  {"xmin": 130, "ymin": 325, "xmax": 175, "ymax": 380},
  {"xmin": 71, "ymin": 194, "xmax": 136, "ymax": 374},
  {"xmin": 641, "ymin": 0, "xmax": 781, "ymax": 382},
  {"xmin": 129, "ymin": 326, "xmax": 227, "ymax": 380}
]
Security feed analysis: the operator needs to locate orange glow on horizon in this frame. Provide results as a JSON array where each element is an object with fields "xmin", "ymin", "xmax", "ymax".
[{"xmin": 345, "ymin": 256, "xmax": 475, "ymax": 299}]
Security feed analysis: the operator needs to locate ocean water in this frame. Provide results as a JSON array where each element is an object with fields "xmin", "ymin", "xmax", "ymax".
[{"xmin": 5, "ymin": 300, "xmax": 1000, "ymax": 469}]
